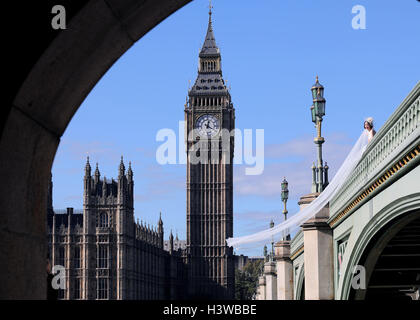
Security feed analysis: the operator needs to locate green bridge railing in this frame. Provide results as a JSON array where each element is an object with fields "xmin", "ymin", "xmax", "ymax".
[{"xmin": 329, "ymin": 82, "xmax": 420, "ymax": 224}]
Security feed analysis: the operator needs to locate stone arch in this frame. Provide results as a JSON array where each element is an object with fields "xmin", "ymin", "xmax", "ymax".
[
  {"xmin": 339, "ymin": 193, "xmax": 420, "ymax": 300},
  {"xmin": 0, "ymin": 0, "xmax": 191, "ymax": 299},
  {"xmin": 295, "ymin": 263, "xmax": 305, "ymax": 300}
]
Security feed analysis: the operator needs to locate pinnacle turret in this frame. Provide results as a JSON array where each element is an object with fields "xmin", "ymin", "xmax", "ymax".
[
  {"xmin": 94, "ymin": 162, "xmax": 100, "ymax": 182},
  {"xmin": 127, "ymin": 161, "xmax": 133, "ymax": 180},
  {"xmin": 119, "ymin": 156, "xmax": 125, "ymax": 177},
  {"xmin": 85, "ymin": 156, "xmax": 91, "ymax": 177},
  {"xmin": 158, "ymin": 212, "xmax": 163, "ymax": 235}
]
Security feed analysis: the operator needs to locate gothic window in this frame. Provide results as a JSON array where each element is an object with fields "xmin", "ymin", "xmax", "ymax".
[
  {"xmin": 97, "ymin": 278, "xmax": 108, "ymax": 300},
  {"xmin": 74, "ymin": 278, "xmax": 81, "ymax": 299},
  {"xmin": 74, "ymin": 246, "xmax": 81, "ymax": 269},
  {"xmin": 57, "ymin": 246, "xmax": 65, "ymax": 267},
  {"xmin": 98, "ymin": 212, "xmax": 109, "ymax": 228},
  {"xmin": 97, "ymin": 245, "xmax": 108, "ymax": 269}
]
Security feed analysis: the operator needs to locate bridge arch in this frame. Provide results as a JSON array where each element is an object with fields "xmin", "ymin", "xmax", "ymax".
[
  {"xmin": 294, "ymin": 264, "xmax": 305, "ymax": 300},
  {"xmin": 339, "ymin": 193, "xmax": 420, "ymax": 300},
  {"xmin": 0, "ymin": 0, "xmax": 192, "ymax": 299}
]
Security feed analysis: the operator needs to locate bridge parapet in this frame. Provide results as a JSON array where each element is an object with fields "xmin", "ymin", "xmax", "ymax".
[{"xmin": 329, "ymin": 82, "xmax": 420, "ymax": 226}]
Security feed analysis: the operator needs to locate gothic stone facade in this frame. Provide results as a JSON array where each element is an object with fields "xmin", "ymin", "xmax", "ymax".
[{"xmin": 47, "ymin": 160, "xmax": 187, "ymax": 300}]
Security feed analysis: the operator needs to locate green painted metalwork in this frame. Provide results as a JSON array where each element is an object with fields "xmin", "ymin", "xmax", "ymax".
[
  {"xmin": 338, "ymin": 192, "xmax": 420, "ymax": 299},
  {"xmin": 290, "ymin": 229, "xmax": 303, "ymax": 258}
]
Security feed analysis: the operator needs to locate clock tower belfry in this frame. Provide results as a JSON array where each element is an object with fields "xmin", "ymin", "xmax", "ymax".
[{"xmin": 184, "ymin": 5, "xmax": 235, "ymax": 299}]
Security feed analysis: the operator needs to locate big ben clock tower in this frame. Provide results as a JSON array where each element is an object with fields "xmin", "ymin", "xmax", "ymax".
[{"xmin": 184, "ymin": 5, "xmax": 235, "ymax": 299}]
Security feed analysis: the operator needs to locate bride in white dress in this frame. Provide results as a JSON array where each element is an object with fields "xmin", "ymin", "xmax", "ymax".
[{"xmin": 364, "ymin": 117, "xmax": 376, "ymax": 142}]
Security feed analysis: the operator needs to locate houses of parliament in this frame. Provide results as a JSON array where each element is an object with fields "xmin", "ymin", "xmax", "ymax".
[{"xmin": 47, "ymin": 7, "xmax": 236, "ymax": 300}]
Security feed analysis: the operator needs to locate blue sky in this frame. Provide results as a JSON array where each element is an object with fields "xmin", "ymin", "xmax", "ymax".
[{"xmin": 52, "ymin": 0, "xmax": 420, "ymax": 256}]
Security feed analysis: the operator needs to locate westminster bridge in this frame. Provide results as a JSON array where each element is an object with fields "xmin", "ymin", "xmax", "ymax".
[{"xmin": 257, "ymin": 81, "xmax": 420, "ymax": 300}]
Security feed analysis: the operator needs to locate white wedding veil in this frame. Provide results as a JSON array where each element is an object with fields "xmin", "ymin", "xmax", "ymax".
[{"xmin": 226, "ymin": 129, "xmax": 370, "ymax": 249}]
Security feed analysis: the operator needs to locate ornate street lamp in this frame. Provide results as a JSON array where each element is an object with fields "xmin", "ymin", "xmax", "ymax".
[
  {"xmin": 281, "ymin": 177, "xmax": 290, "ymax": 240},
  {"xmin": 311, "ymin": 75, "xmax": 324, "ymax": 99},
  {"xmin": 313, "ymin": 90, "xmax": 326, "ymax": 118},
  {"xmin": 310, "ymin": 105, "xmax": 316, "ymax": 123},
  {"xmin": 310, "ymin": 76, "xmax": 329, "ymax": 193},
  {"xmin": 263, "ymin": 244, "xmax": 268, "ymax": 262},
  {"xmin": 269, "ymin": 219, "xmax": 275, "ymax": 259}
]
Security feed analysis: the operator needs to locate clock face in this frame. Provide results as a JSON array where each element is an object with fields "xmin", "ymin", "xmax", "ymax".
[{"xmin": 196, "ymin": 114, "xmax": 220, "ymax": 137}]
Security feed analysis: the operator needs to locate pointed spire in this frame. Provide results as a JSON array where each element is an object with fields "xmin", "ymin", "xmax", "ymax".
[
  {"xmin": 208, "ymin": 0, "xmax": 213, "ymax": 29},
  {"xmin": 127, "ymin": 161, "xmax": 133, "ymax": 180},
  {"xmin": 94, "ymin": 162, "xmax": 100, "ymax": 179},
  {"xmin": 158, "ymin": 212, "xmax": 163, "ymax": 234},
  {"xmin": 200, "ymin": 0, "xmax": 219, "ymax": 57},
  {"xmin": 119, "ymin": 155, "xmax": 125, "ymax": 177},
  {"xmin": 85, "ymin": 156, "xmax": 91, "ymax": 176},
  {"xmin": 169, "ymin": 229, "xmax": 174, "ymax": 252}
]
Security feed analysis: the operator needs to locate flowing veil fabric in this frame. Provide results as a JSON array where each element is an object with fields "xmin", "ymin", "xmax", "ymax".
[{"xmin": 226, "ymin": 130, "xmax": 370, "ymax": 249}]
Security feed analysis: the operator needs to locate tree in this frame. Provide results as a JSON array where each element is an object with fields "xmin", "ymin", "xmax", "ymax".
[{"xmin": 235, "ymin": 259, "xmax": 264, "ymax": 300}]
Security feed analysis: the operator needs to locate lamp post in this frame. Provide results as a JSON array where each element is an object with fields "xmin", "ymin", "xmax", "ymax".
[
  {"xmin": 263, "ymin": 244, "xmax": 268, "ymax": 262},
  {"xmin": 310, "ymin": 76, "xmax": 329, "ymax": 193},
  {"xmin": 269, "ymin": 219, "xmax": 275, "ymax": 260},
  {"xmin": 281, "ymin": 177, "xmax": 290, "ymax": 240}
]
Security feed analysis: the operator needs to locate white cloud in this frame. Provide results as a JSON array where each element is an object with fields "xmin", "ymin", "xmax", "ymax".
[{"xmin": 234, "ymin": 131, "xmax": 353, "ymax": 199}]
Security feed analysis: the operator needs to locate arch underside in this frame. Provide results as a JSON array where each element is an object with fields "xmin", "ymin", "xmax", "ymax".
[
  {"xmin": 294, "ymin": 263, "xmax": 305, "ymax": 300},
  {"xmin": 349, "ymin": 210, "xmax": 420, "ymax": 300},
  {"xmin": 0, "ymin": 0, "xmax": 192, "ymax": 299}
]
